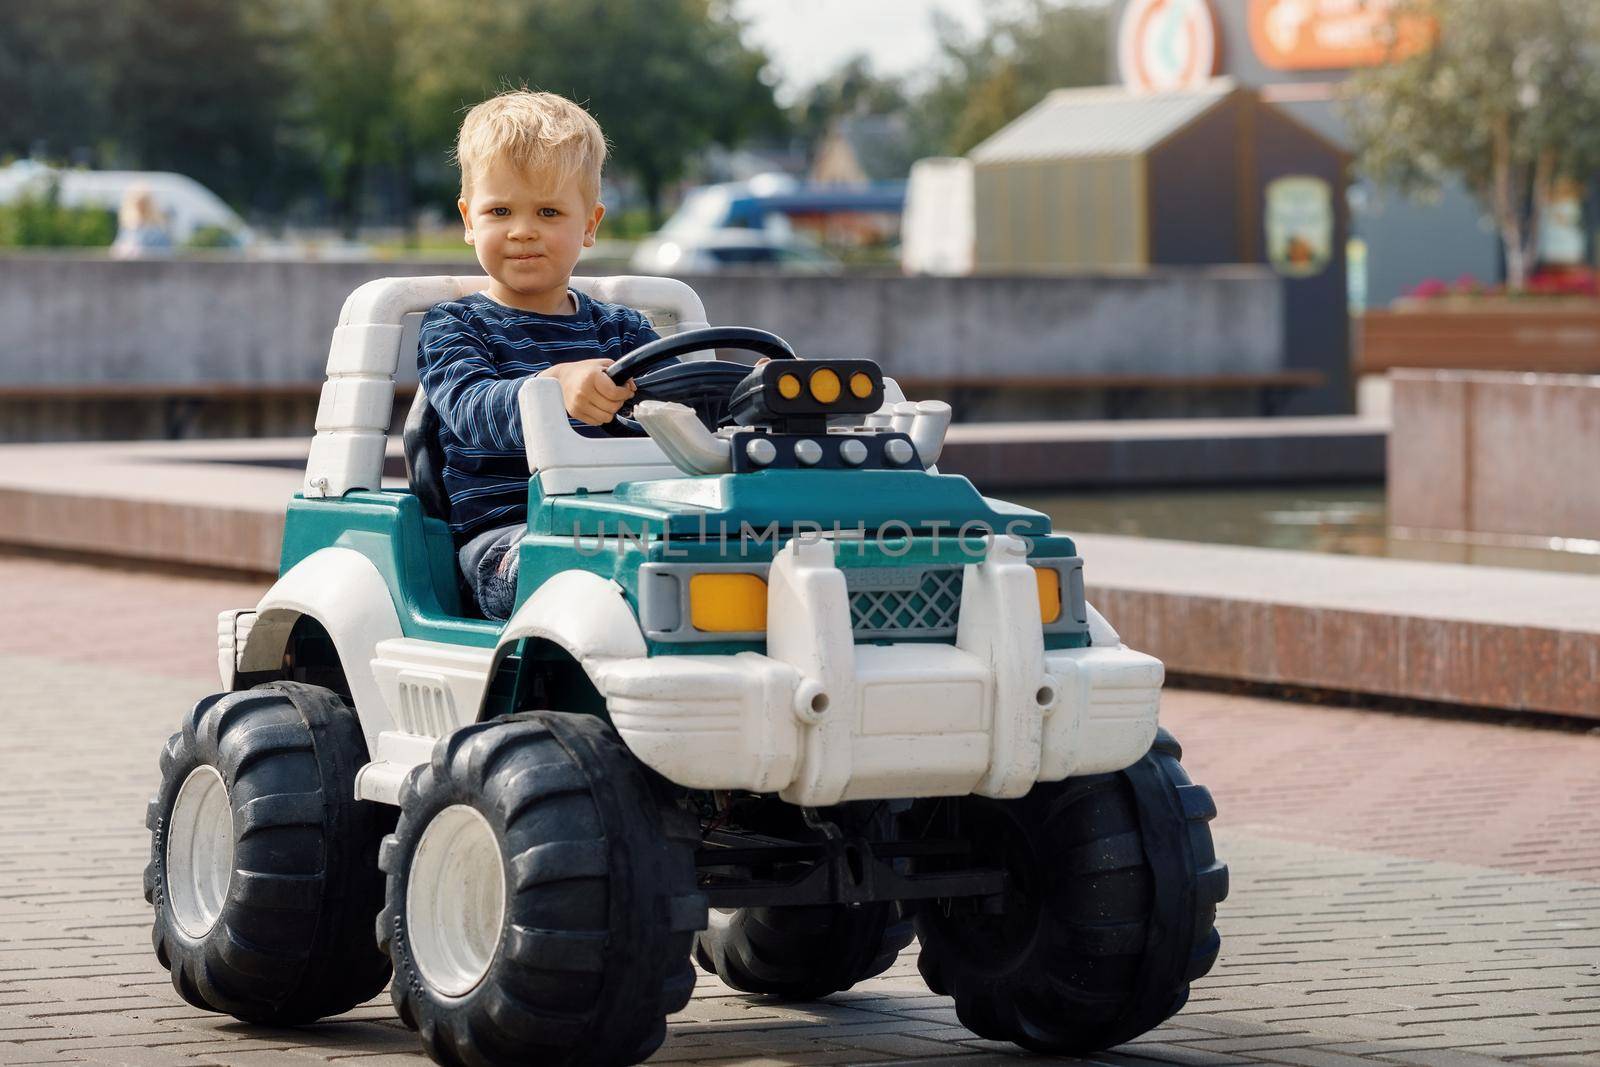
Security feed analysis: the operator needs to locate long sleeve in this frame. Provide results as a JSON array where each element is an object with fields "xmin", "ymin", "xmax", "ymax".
[{"xmin": 418, "ymin": 302, "xmax": 544, "ymax": 453}]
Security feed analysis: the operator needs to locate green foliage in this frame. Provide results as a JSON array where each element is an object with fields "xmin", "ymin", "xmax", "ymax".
[
  {"xmin": 516, "ymin": 0, "xmax": 787, "ymax": 224},
  {"xmin": 0, "ymin": 181, "xmax": 116, "ymax": 247},
  {"xmin": 0, "ymin": 1, "xmax": 116, "ymax": 163},
  {"xmin": 296, "ymin": 0, "xmax": 783, "ymax": 229},
  {"xmin": 1347, "ymin": 0, "xmax": 1600, "ymax": 286},
  {"xmin": 0, "ymin": 0, "xmax": 1108, "ymax": 233},
  {"xmin": 914, "ymin": 0, "xmax": 1109, "ymax": 156},
  {"xmin": 186, "ymin": 224, "xmax": 242, "ymax": 249},
  {"xmin": 788, "ymin": 1, "xmax": 1108, "ymax": 165},
  {"xmin": 299, "ymin": 0, "xmax": 406, "ymax": 234},
  {"xmin": 1, "ymin": 0, "xmax": 781, "ymax": 232},
  {"xmin": 105, "ymin": 0, "xmax": 298, "ymax": 211},
  {"xmin": 794, "ymin": 56, "xmax": 911, "ymax": 149}
]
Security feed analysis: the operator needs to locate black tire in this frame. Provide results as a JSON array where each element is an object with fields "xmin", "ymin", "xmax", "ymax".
[
  {"xmin": 693, "ymin": 804, "xmax": 914, "ymax": 1000},
  {"xmin": 379, "ymin": 711, "xmax": 706, "ymax": 1067},
  {"xmin": 144, "ymin": 682, "xmax": 394, "ymax": 1023},
  {"xmin": 913, "ymin": 728, "xmax": 1227, "ymax": 1055}
]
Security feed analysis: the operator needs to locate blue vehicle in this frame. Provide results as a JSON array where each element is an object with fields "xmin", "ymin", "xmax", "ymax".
[{"xmin": 632, "ymin": 175, "xmax": 904, "ymax": 273}]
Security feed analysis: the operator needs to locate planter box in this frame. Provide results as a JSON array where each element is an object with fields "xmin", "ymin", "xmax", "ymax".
[
  {"xmin": 1360, "ymin": 300, "xmax": 1600, "ymax": 375},
  {"xmin": 1389, "ymin": 369, "xmax": 1600, "ymax": 542}
]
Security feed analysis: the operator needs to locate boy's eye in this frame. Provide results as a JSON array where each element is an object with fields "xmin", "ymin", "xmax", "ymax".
[
  {"xmin": 490, "ymin": 207, "xmax": 510, "ymax": 217},
  {"xmin": 539, "ymin": 207, "xmax": 560, "ymax": 218}
]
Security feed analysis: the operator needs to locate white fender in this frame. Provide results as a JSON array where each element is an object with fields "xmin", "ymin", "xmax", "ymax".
[
  {"xmin": 483, "ymin": 570, "xmax": 648, "ymax": 710},
  {"xmin": 1086, "ymin": 600, "xmax": 1121, "ymax": 647},
  {"xmin": 237, "ymin": 547, "xmax": 404, "ymax": 745}
]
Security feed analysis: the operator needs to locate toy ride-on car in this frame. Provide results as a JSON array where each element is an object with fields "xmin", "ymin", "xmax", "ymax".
[{"xmin": 144, "ymin": 275, "xmax": 1228, "ymax": 1066}]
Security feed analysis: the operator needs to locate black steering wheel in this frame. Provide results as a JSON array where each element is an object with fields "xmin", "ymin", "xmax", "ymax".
[{"xmin": 601, "ymin": 326, "xmax": 798, "ymax": 437}]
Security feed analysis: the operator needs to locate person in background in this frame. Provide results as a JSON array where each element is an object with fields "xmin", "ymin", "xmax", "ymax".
[{"xmin": 111, "ymin": 186, "xmax": 174, "ymax": 259}]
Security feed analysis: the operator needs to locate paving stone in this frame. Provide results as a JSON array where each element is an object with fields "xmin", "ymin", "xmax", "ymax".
[
  {"xmin": 1098, "ymin": 1044, "xmax": 1257, "ymax": 1066},
  {"xmin": 0, "ymin": 1046, "xmax": 85, "ymax": 1066},
  {"xmin": 1263, "ymin": 1049, "xmax": 1422, "ymax": 1067},
  {"xmin": 1382, "ymin": 1051, "xmax": 1541, "ymax": 1067},
  {"xmin": 5, "ymin": 552, "xmax": 1600, "ymax": 1066},
  {"xmin": 816, "ymin": 1033, "xmax": 973, "ymax": 1058},
  {"xmin": 1175, "ymin": 1034, "xmax": 1327, "ymax": 1054}
]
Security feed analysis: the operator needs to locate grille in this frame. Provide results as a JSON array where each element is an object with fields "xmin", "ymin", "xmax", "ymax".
[
  {"xmin": 396, "ymin": 675, "xmax": 457, "ymax": 736},
  {"xmin": 847, "ymin": 567, "xmax": 964, "ymax": 639}
]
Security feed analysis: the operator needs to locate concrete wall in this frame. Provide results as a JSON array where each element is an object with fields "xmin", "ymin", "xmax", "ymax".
[
  {"xmin": 0, "ymin": 254, "xmax": 1285, "ymax": 386},
  {"xmin": 1389, "ymin": 370, "xmax": 1600, "ymax": 542}
]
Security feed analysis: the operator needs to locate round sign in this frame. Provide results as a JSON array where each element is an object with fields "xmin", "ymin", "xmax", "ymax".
[{"xmin": 1119, "ymin": 0, "xmax": 1220, "ymax": 94}]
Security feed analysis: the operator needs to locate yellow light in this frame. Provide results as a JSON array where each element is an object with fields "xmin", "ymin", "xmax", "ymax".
[
  {"xmin": 689, "ymin": 573, "xmax": 768, "ymax": 632},
  {"xmin": 809, "ymin": 367, "xmax": 841, "ymax": 403},
  {"xmin": 777, "ymin": 373, "xmax": 801, "ymax": 399},
  {"xmin": 1033, "ymin": 567, "xmax": 1061, "ymax": 624},
  {"xmin": 849, "ymin": 372, "xmax": 874, "ymax": 398}
]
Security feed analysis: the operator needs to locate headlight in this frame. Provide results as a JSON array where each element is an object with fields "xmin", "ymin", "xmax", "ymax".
[
  {"xmin": 688, "ymin": 572, "xmax": 768, "ymax": 633},
  {"xmin": 729, "ymin": 359, "xmax": 883, "ymax": 428},
  {"xmin": 1030, "ymin": 558, "xmax": 1088, "ymax": 636},
  {"xmin": 1032, "ymin": 565, "xmax": 1062, "ymax": 624},
  {"xmin": 808, "ymin": 367, "xmax": 841, "ymax": 403},
  {"xmin": 638, "ymin": 563, "xmax": 770, "ymax": 641}
]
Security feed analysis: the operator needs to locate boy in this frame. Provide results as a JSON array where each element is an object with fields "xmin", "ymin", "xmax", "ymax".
[{"xmin": 419, "ymin": 90, "xmax": 658, "ymax": 621}]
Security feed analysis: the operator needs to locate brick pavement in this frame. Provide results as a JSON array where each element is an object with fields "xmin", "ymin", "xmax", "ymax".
[{"xmin": 2, "ymin": 552, "xmax": 1599, "ymax": 1066}]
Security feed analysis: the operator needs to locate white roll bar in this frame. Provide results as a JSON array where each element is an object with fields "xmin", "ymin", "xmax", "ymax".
[{"xmin": 303, "ymin": 274, "xmax": 710, "ymax": 499}]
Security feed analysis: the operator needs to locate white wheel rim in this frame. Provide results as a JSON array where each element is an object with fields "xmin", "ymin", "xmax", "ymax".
[
  {"xmin": 406, "ymin": 804, "xmax": 506, "ymax": 997},
  {"xmin": 166, "ymin": 765, "xmax": 234, "ymax": 938}
]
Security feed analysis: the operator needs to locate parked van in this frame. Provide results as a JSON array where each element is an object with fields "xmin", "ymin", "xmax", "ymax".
[
  {"xmin": 900, "ymin": 157, "xmax": 974, "ymax": 276},
  {"xmin": 0, "ymin": 161, "xmax": 251, "ymax": 247}
]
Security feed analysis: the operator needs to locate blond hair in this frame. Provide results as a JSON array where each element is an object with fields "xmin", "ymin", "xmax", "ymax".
[
  {"xmin": 119, "ymin": 185, "xmax": 164, "ymax": 229},
  {"xmin": 454, "ymin": 90, "xmax": 607, "ymax": 204}
]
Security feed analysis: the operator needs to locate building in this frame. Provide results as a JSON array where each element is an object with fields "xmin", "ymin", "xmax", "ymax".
[
  {"xmin": 1109, "ymin": 0, "xmax": 1500, "ymax": 307},
  {"xmin": 808, "ymin": 115, "xmax": 916, "ymax": 186},
  {"xmin": 967, "ymin": 79, "xmax": 1350, "ymax": 412}
]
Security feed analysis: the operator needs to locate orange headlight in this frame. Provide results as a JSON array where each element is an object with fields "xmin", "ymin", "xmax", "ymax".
[{"xmin": 1033, "ymin": 566, "xmax": 1062, "ymax": 624}]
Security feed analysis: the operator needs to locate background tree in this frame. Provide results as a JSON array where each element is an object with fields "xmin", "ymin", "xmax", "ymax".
[
  {"xmin": 1347, "ymin": 0, "xmax": 1600, "ymax": 288},
  {"xmin": 912, "ymin": 0, "xmax": 1108, "ymax": 157},
  {"xmin": 105, "ymin": 0, "xmax": 298, "ymax": 213},
  {"xmin": 519, "ymin": 0, "xmax": 785, "ymax": 226},
  {"xmin": 389, "ymin": 0, "xmax": 530, "ymax": 218},
  {"xmin": 794, "ymin": 55, "xmax": 910, "ymax": 150},
  {"xmin": 3, "ymin": 0, "xmax": 782, "ymax": 235},
  {"xmin": 0, "ymin": 1, "xmax": 111, "ymax": 162},
  {"xmin": 299, "ymin": 0, "xmax": 405, "ymax": 235}
]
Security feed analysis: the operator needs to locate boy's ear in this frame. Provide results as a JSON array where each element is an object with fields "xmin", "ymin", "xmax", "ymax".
[
  {"xmin": 457, "ymin": 198, "xmax": 474, "ymax": 245},
  {"xmin": 584, "ymin": 201, "xmax": 605, "ymax": 247}
]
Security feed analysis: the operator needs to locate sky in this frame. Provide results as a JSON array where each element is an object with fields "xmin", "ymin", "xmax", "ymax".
[{"xmin": 731, "ymin": 0, "xmax": 995, "ymax": 103}]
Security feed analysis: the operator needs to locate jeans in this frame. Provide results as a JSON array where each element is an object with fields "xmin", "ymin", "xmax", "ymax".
[{"xmin": 458, "ymin": 523, "xmax": 526, "ymax": 622}]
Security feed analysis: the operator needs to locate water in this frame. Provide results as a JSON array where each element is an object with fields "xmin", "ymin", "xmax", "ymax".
[{"xmin": 1013, "ymin": 485, "xmax": 1600, "ymax": 576}]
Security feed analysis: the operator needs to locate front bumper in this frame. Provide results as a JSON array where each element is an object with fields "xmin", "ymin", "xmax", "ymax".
[{"xmin": 595, "ymin": 535, "xmax": 1161, "ymax": 806}]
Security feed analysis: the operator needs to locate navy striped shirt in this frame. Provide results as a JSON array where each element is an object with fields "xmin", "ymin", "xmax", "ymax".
[{"xmin": 417, "ymin": 289, "xmax": 659, "ymax": 537}]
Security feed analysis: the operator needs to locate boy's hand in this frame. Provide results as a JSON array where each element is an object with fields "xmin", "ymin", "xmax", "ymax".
[{"xmin": 539, "ymin": 359, "xmax": 636, "ymax": 425}]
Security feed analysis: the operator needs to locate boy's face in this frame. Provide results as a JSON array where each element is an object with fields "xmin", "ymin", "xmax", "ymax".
[{"xmin": 458, "ymin": 158, "xmax": 604, "ymax": 312}]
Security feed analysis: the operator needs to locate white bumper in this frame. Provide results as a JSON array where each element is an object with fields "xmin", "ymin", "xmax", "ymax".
[{"xmin": 595, "ymin": 535, "xmax": 1161, "ymax": 806}]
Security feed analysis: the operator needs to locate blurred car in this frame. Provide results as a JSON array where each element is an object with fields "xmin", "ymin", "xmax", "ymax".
[
  {"xmin": 0, "ymin": 161, "xmax": 252, "ymax": 247},
  {"xmin": 630, "ymin": 227, "xmax": 841, "ymax": 274},
  {"xmin": 631, "ymin": 173, "xmax": 901, "ymax": 274}
]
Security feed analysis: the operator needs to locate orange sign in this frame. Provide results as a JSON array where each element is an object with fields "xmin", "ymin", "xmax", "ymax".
[{"xmin": 1249, "ymin": 0, "xmax": 1434, "ymax": 71}]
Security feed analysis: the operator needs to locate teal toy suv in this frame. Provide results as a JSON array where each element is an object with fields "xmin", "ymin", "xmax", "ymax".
[{"xmin": 144, "ymin": 275, "xmax": 1227, "ymax": 1067}]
